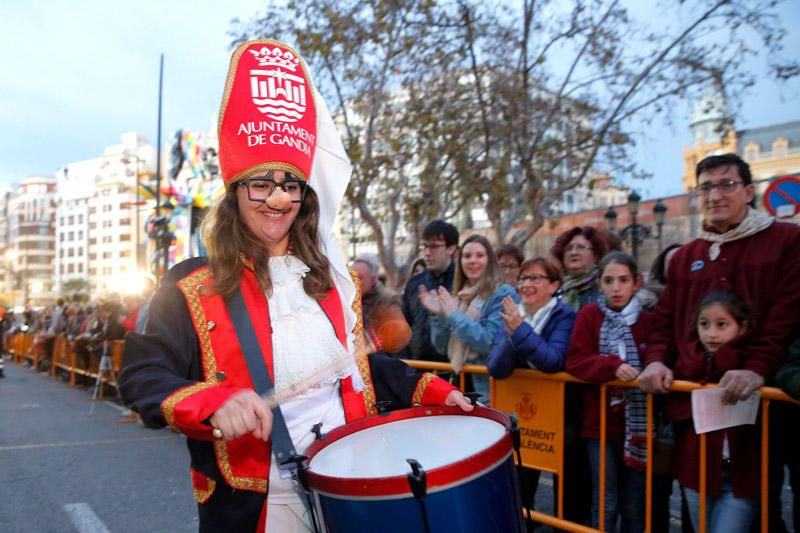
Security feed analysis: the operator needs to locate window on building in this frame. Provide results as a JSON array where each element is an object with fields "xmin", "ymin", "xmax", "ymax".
[
  {"xmin": 89, "ymin": 207, "xmax": 96, "ymax": 215},
  {"xmin": 89, "ymin": 268, "xmax": 96, "ymax": 276},
  {"xmin": 78, "ymin": 264, "xmax": 83, "ymax": 273},
  {"xmin": 120, "ymin": 234, "xmax": 131, "ymax": 242},
  {"xmin": 102, "ymin": 252, "xmax": 112, "ymax": 259},
  {"xmin": 89, "ymin": 253, "xmax": 96, "ymax": 260},
  {"xmin": 68, "ymin": 264, "xmax": 74, "ymax": 273},
  {"xmin": 68, "ymin": 248, "xmax": 74, "ymax": 257},
  {"xmin": 68, "ymin": 215, "xmax": 74, "ymax": 225},
  {"xmin": 78, "ymin": 214, "xmax": 83, "ymax": 224},
  {"xmin": 68, "ymin": 231, "xmax": 74, "ymax": 240}
]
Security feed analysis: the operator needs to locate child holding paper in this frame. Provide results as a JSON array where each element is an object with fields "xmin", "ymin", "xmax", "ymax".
[{"xmin": 686, "ymin": 289, "xmax": 758, "ymax": 533}]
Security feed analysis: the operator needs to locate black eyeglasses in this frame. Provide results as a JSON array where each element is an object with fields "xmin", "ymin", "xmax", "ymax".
[
  {"xmin": 419, "ymin": 243, "xmax": 447, "ymax": 252},
  {"xmin": 694, "ymin": 179, "xmax": 744, "ymax": 197},
  {"xmin": 239, "ymin": 171, "xmax": 307, "ymax": 203},
  {"xmin": 518, "ymin": 274, "xmax": 549, "ymax": 285}
]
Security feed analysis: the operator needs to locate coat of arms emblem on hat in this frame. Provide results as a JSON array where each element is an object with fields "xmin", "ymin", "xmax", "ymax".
[{"xmin": 247, "ymin": 46, "xmax": 307, "ymax": 123}]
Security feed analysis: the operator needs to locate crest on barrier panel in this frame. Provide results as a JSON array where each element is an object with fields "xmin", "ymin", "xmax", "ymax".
[{"xmin": 492, "ymin": 375, "xmax": 565, "ymax": 474}]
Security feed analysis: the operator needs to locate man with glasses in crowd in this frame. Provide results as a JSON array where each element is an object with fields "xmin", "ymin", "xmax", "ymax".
[
  {"xmin": 638, "ymin": 153, "xmax": 800, "ymax": 532},
  {"xmin": 402, "ymin": 220, "xmax": 459, "ymax": 362}
]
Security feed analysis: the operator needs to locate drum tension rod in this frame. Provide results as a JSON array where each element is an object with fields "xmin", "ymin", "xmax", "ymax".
[
  {"xmin": 374, "ymin": 400, "xmax": 393, "ymax": 415},
  {"xmin": 406, "ymin": 459, "xmax": 432, "ymax": 533},
  {"xmin": 281, "ymin": 453, "xmax": 321, "ymax": 533},
  {"xmin": 465, "ymin": 392, "xmax": 481, "ymax": 406},
  {"xmin": 508, "ymin": 413, "xmax": 522, "ymax": 455},
  {"xmin": 310, "ymin": 422, "xmax": 327, "ymax": 441}
]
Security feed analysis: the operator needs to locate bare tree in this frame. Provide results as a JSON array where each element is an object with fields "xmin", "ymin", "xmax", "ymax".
[
  {"xmin": 447, "ymin": 0, "xmax": 797, "ymax": 245},
  {"xmin": 230, "ymin": 0, "xmax": 797, "ymax": 282}
]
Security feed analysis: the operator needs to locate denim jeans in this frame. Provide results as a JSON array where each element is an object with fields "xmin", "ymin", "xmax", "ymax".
[
  {"xmin": 682, "ymin": 466, "xmax": 758, "ymax": 533},
  {"xmin": 586, "ymin": 438, "xmax": 646, "ymax": 532}
]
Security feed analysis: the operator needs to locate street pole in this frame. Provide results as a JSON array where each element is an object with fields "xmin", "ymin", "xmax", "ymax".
[
  {"xmin": 154, "ymin": 53, "xmax": 166, "ymax": 278},
  {"xmin": 630, "ymin": 211, "xmax": 638, "ymax": 263},
  {"xmin": 134, "ymin": 155, "xmax": 140, "ymax": 271}
]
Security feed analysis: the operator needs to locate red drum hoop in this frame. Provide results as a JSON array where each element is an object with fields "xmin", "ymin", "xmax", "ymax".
[{"xmin": 304, "ymin": 405, "xmax": 513, "ymax": 499}]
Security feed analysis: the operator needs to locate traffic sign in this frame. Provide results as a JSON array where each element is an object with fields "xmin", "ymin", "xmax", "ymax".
[{"xmin": 764, "ymin": 176, "xmax": 800, "ymax": 218}]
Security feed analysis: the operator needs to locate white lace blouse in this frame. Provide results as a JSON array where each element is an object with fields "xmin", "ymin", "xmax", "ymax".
[{"xmin": 265, "ymin": 255, "xmax": 358, "ymax": 505}]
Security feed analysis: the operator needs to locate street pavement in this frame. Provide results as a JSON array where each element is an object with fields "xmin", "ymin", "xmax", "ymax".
[{"xmin": 0, "ymin": 359, "xmax": 196, "ymax": 533}]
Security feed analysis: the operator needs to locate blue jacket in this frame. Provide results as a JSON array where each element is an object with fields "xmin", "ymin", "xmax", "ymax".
[
  {"xmin": 429, "ymin": 283, "xmax": 519, "ymax": 363},
  {"xmin": 487, "ymin": 300, "xmax": 576, "ymax": 377}
]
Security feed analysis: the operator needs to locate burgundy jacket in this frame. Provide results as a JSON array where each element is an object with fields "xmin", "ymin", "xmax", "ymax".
[
  {"xmin": 565, "ymin": 303, "xmax": 652, "ymax": 446},
  {"xmin": 644, "ymin": 220, "xmax": 800, "ymax": 497}
]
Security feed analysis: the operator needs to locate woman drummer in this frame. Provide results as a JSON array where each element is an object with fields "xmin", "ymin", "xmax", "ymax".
[{"xmin": 119, "ymin": 40, "xmax": 471, "ymax": 533}]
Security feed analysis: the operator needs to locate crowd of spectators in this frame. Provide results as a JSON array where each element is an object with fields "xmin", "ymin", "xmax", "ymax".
[
  {"xmin": 3, "ymin": 152, "xmax": 797, "ymax": 532},
  {"xmin": 357, "ymin": 153, "xmax": 799, "ymax": 533}
]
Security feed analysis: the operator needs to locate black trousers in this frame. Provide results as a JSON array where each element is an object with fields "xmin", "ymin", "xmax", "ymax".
[{"xmin": 197, "ymin": 483, "xmax": 265, "ymax": 533}]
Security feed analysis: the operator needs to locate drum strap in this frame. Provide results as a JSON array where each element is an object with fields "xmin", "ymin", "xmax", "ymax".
[{"xmin": 225, "ymin": 289, "xmax": 320, "ymax": 531}]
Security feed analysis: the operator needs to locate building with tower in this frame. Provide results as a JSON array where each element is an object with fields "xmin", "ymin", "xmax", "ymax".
[{"xmin": 682, "ymin": 85, "xmax": 800, "ymax": 191}]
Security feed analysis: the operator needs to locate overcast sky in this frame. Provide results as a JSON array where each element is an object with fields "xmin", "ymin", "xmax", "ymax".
[{"xmin": 0, "ymin": 1, "xmax": 798, "ymax": 200}]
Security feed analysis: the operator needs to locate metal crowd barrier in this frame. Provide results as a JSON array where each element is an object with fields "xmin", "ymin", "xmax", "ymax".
[
  {"xmin": 403, "ymin": 360, "xmax": 799, "ymax": 533},
  {"xmin": 8, "ymin": 332, "xmax": 125, "ymax": 398}
]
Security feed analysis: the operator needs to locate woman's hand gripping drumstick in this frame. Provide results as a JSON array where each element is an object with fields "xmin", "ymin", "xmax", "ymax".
[{"xmin": 210, "ymin": 329, "xmax": 380, "ymax": 441}]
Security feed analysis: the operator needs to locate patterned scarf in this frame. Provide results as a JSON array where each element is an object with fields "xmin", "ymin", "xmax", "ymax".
[
  {"xmin": 560, "ymin": 265, "xmax": 599, "ymax": 311},
  {"xmin": 598, "ymin": 296, "xmax": 648, "ymax": 469},
  {"xmin": 698, "ymin": 207, "xmax": 773, "ymax": 260},
  {"xmin": 447, "ymin": 285, "xmax": 485, "ymax": 373}
]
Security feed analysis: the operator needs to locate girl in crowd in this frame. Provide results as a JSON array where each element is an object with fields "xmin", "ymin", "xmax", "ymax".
[
  {"xmin": 551, "ymin": 226, "xmax": 621, "ymax": 311},
  {"xmin": 566, "ymin": 251, "xmax": 652, "ymax": 532},
  {"xmin": 421, "ymin": 234, "xmax": 518, "ymax": 402},
  {"xmin": 683, "ymin": 290, "xmax": 758, "ymax": 533}
]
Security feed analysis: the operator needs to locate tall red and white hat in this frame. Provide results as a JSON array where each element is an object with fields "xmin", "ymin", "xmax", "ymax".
[
  {"xmin": 217, "ymin": 40, "xmax": 360, "ymax": 378},
  {"xmin": 218, "ymin": 39, "xmax": 318, "ymax": 186}
]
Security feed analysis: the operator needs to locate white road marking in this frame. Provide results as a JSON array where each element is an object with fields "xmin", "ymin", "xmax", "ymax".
[
  {"xmin": 64, "ymin": 503, "xmax": 111, "ymax": 533},
  {"xmin": 0, "ymin": 435, "xmax": 169, "ymax": 452}
]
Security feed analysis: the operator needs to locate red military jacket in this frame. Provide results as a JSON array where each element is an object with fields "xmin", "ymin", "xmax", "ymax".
[{"xmin": 120, "ymin": 257, "xmax": 455, "ymax": 502}]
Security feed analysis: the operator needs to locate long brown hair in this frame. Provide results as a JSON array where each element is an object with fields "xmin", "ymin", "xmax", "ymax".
[
  {"xmin": 454, "ymin": 234, "xmax": 504, "ymax": 299},
  {"xmin": 201, "ymin": 185, "xmax": 332, "ymax": 298}
]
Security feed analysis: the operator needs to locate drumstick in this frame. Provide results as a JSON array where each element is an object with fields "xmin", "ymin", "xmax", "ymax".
[{"xmin": 212, "ymin": 331, "xmax": 382, "ymax": 439}]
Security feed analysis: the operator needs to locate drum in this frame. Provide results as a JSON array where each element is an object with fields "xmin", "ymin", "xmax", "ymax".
[{"xmin": 304, "ymin": 406, "xmax": 525, "ymax": 532}]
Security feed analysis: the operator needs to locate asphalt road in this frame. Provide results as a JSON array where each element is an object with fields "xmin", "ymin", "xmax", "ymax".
[{"xmin": 0, "ymin": 359, "xmax": 197, "ymax": 533}]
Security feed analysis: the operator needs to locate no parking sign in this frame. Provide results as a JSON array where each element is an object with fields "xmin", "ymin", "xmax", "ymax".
[{"xmin": 764, "ymin": 176, "xmax": 800, "ymax": 218}]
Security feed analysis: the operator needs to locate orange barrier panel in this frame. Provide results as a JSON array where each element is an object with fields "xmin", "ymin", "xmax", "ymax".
[{"xmin": 403, "ymin": 361, "xmax": 797, "ymax": 533}]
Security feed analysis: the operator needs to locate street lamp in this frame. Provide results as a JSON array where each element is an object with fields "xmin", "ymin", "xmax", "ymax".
[
  {"xmin": 627, "ymin": 191, "xmax": 641, "ymax": 261},
  {"xmin": 604, "ymin": 206, "xmax": 618, "ymax": 233},
  {"xmin": 603, "ymin": 191, "xmax": 668, "ymax": 263},
  {"xmin": 653, "ymin": 199, "xmax": 668, "ymax": 251}
]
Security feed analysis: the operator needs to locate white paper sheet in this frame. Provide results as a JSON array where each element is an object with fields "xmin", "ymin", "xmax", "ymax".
[{"xmin": 691, "ymin": 388, "xmax": 760, "ymax": 434}]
